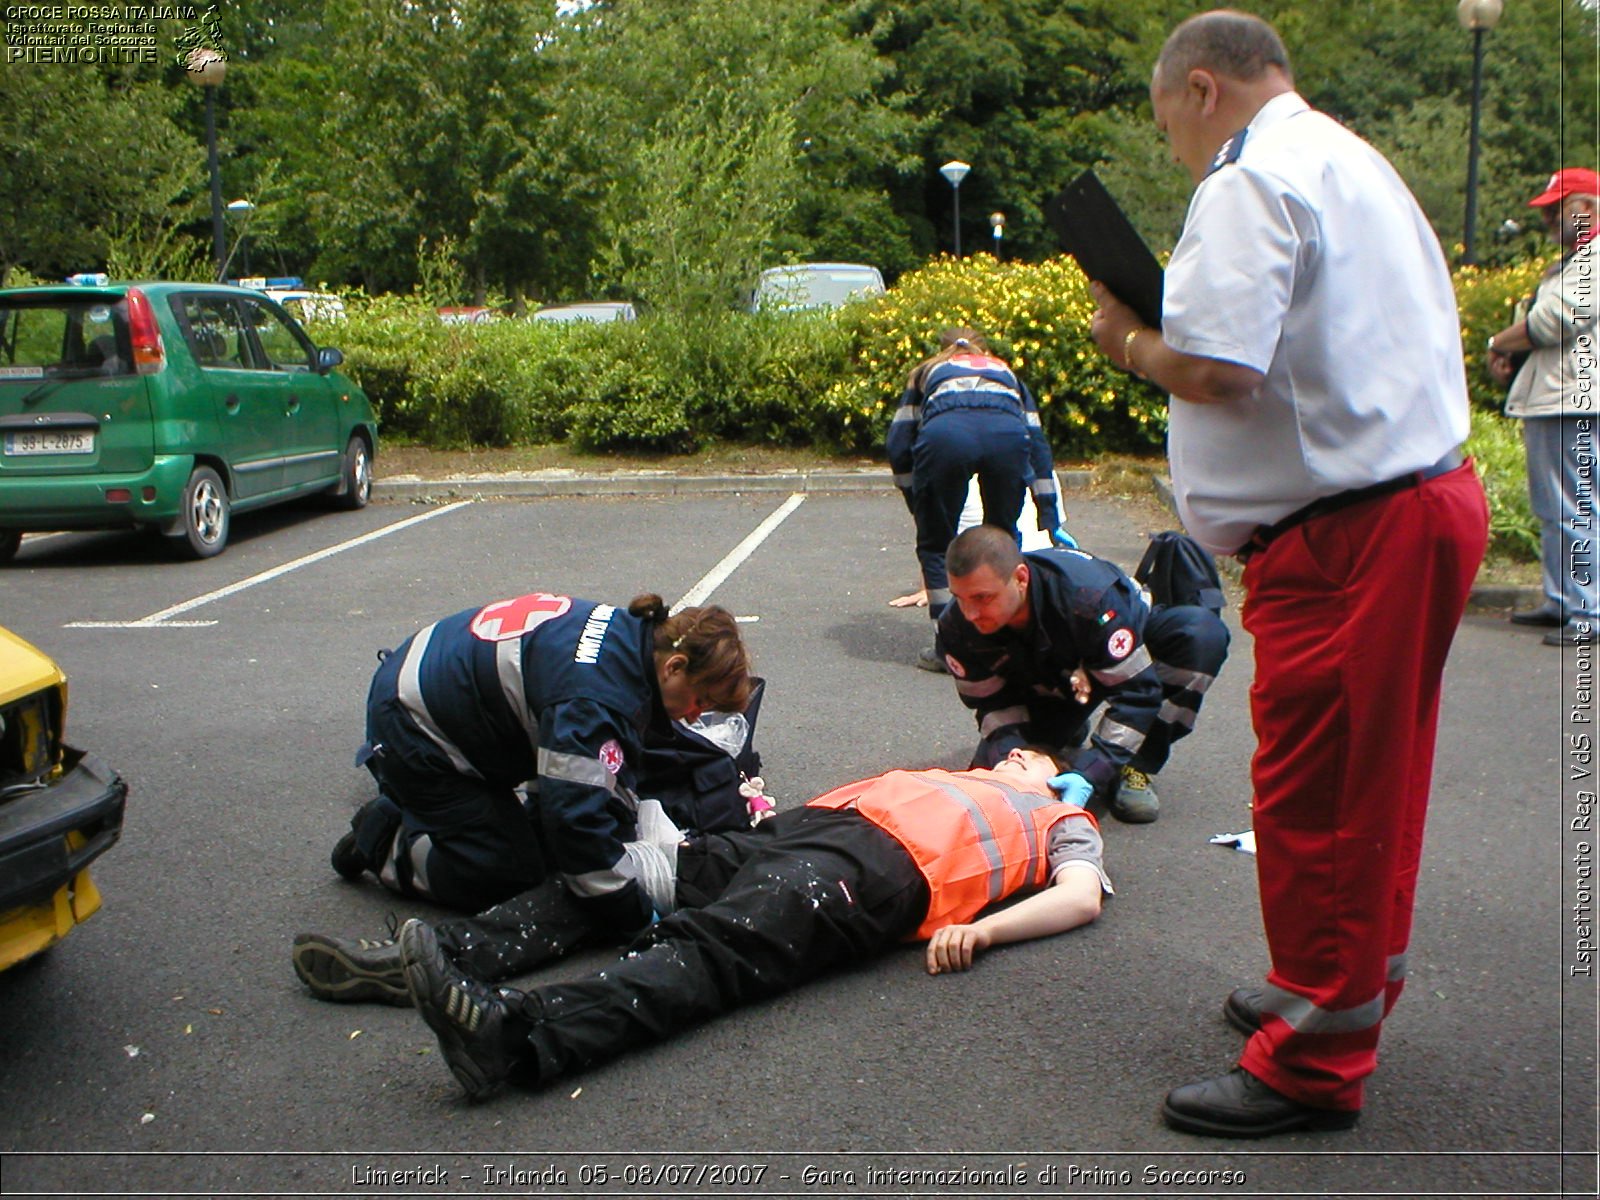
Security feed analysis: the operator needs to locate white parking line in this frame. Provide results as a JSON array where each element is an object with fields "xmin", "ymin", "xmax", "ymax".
[
  {"xmin": 672, "ymin": 493, "xmax": 805, "ymax": 614},
  {"xmin": 65, "ymin": 501, "xmax": 476, "ymax": 629}
]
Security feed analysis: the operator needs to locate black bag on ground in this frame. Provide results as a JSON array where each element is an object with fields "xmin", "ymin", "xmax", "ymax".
[
  {"xmin": 1134, "ymin": 532, "xmax": 1226, "ymax": 614},
  {"xmin": 637, "ymin": 677, "xmax": 766, "ymax": 834}
]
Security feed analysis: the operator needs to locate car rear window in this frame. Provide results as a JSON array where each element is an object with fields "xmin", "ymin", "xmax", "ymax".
[
  {"xmin": 0, "ymin": 297, "xmax": 130, "ymax": 379},
  {"xmin": 755, "ymin": 267, "xmax": 884, "ymax": 311}
]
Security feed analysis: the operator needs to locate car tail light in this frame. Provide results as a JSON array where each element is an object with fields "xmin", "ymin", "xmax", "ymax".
[
  {"xmin": 105, "ymin": 488, "xmax": 132, "ymax": 503},
  {"xmin": 124, "ymin": 288, "xmax": 165, "ymax": 375}
]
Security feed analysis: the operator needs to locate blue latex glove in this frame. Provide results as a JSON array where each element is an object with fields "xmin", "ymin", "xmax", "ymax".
[
  {"xmin": 1050, "ymin": 525, "xmax": 1079, "ymax": 550},
  {"xmin": 1049, "ymin": 771, "xmax": 1093, "ymax": 806}
]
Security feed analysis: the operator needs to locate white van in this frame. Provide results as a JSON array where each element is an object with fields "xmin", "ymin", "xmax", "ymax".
[{"xmin": 751, "ymin": 263, "xmax": 885, "ymax": 312}]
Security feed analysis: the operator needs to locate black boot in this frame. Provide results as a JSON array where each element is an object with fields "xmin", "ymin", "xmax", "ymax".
[{"xmin": 401, "ymin": 919, "xmax": 530, "ymax": 1100}]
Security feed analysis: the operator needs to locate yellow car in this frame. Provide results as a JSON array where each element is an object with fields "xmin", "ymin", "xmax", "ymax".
[{"xmin": 0, "ymin": 625, "xmax": 126, "ymax": 970}]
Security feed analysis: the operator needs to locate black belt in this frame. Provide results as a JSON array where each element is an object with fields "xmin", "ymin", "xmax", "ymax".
[{"xmin": 1238, "ymin": 448, "xmax": 1465, "ymax": 563}]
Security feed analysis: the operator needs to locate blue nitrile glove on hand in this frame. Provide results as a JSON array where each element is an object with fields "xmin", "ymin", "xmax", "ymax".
[
  {"xmin": 1050, "ymin": 525, "xmax": 1079, "ymax": 550},
  {"xmin": 1049, "ymin": 772, "xmax": 1093, "ymax": 806}
]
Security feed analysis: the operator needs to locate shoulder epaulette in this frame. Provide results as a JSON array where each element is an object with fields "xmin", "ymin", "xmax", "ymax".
[{"xmin": 1206, "ymin": 127, "xmax": 1249, "ymax": 178}]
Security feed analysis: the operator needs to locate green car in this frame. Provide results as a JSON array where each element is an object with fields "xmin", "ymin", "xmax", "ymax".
[{"xmin": 0, "ymin": 280, "xmax": 378, "ymax": 561}]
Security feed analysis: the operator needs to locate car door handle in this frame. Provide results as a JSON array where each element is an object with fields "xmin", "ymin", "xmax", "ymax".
[
  {"xmin": 285, "ymin": 396, "xmax": 300, "ymax": 415},
  {"xmin": 224, "ymin": 394, "xmax": 240, "ymax": 413}
]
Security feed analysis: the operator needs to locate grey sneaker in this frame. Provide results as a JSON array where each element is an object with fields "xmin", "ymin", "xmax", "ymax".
[
  {"xmin": 400, "ymin": 918, "xmax": 516, "ymax": 1101},
  {"xmin": 916, "ymin": 646, "xmax": 949, "ymax": 673},
  {"xmin": 1110, "ymin": 766, "xmax": 1160, "ymax": 823},
  {"xmin": 292, "ymin": 924, "xmax": 410, "ymax": 1006}
]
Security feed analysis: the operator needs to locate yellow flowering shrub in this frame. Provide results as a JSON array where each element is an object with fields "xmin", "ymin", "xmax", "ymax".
[{"xmin": 827, "ymin": 255, "xmax": 1167, "ymax": 457}]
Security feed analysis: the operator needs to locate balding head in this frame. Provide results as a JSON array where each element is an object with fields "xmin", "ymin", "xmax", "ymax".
[
  {"xmin": 1149, "ymin": 9, "xmax": 1296, "ymax": 185},
  {"xmin": 1154, "ymin": 9, "xmax": 1293, "ymax": 94}
]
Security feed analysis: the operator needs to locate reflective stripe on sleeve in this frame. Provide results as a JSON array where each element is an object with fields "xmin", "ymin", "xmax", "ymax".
[
  {"xmin": 396, "ymin": 623, "xmax": 480, "ymax": 777},
  {"xmin": 1091, "ymin": 644, "xmax": 1153, "ymax": 685},
  {"xmin": 563, "ymin": 862, "xmax": 634, "ymax": 898},
  {"xmin": 537, "ymin": 747, "xmax": 619, "ymax": 794},
  {"xmin": 890, "ymin": 404, "xmax": 919, "ymax": 424},
  {"xmin": 927, "ymin": 587, "xmax": 952, "ymax": 609},
  {"xmin": 894, "ymin": 472, "xmax": 915, "ymax": 488}
]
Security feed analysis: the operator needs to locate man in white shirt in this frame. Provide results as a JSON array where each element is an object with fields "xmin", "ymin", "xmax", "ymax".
[
  {"xmin": 1088, "ymin": 9, "xmax": 1488, "ymax": 1137},
  {"xmin": 1487, "ymin": 168, "xmax": 1600, "ymax": 646}
]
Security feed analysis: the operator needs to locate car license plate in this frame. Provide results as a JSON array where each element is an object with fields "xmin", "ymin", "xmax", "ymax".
[{"xmin": 4, "ymin": 429, "xmax": 96, "ymax": 456}]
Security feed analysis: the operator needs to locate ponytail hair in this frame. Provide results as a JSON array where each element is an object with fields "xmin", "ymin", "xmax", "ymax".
[
  {"xmin": 907, "ymin": 326, "xmax": 994, "ymax": 391},
  {"xmin": 630, "ymin": 595, "xmax": 752, "ymax": 713},
  {"xmin": 628, "ymin": 593, "xmax": 670, "ymax": 623}
]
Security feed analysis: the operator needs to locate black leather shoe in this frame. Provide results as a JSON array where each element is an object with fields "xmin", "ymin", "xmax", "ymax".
[
  {"xmin": 1509, "ymin": 604, "xmax": 1563, "ymax": 627},
  {"xmin": 1544, "ymin": 623, "xmax": 1597, "ymax": 647},
  {"xmin": 1223, "ymin": 986, "xmax": 1263, "ymax": 1034},
  {"xmin": 401, "ymin": 918, "xmax": 517, "ymax": 1101},
  {"xmin": 1162, "ymin": 1068, "xmax": 1359, "ymax": 1138}
]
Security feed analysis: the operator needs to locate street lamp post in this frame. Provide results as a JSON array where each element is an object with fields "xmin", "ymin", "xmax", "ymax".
[
  {"xmin": 939, "ymin": 160, "xmax": 971, "ymax": 256},
  {"xmin": 184, "ymin": 47, "xmax": 229, "ymax": 282},
  {"xmin": 1458, "ymin": 0, "xmax": 1504, "ymax": 265},
  {"xmin": 989, "ymin": 211, "xmax": 1005, "ymax": 260}
]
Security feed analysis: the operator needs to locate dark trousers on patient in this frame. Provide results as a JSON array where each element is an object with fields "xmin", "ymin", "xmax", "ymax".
[{"xmin": 487, "ymin": 807, "xmax": 930, "ymax": 1086}]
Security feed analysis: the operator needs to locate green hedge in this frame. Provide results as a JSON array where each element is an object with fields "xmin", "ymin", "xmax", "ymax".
[
  {"xmin": 327, "ymin": 254, "xmax": 1546, "ymax": 559},
  {"xmin": 330, "ymin": 256, "xmax": 1165, "ymax": 457}
]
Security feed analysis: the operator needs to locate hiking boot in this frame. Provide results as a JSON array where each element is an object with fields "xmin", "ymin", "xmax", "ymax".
[
  {"xmin": 330, "ymin": 829, "xmax": 367, "ymax": 880},
  {"xmin": 292, "ymin": 924, "xmax": 410, "ymax": 1007},
  {"xmin": 916, "ymin": 646, "xmax": 949, "ymax": 674},
  {"xmin": 400, "ymin": 918, "xmax": 517, "ymax": 1101},
  {"xmin": 1110, "ymin": 766, "xmax": 1160, "ymax": 823}
]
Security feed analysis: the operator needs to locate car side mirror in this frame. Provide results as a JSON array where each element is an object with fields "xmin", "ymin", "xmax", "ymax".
[{"xmin": 315, "ymin": 346, "xmax": 344, "ymax": 374}]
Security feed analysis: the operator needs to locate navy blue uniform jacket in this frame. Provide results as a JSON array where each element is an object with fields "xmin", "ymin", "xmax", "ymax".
[
  {"xmin": 936, "ymin": 549, "xmax": 1163, "ymax": 797},
  {"xmin": 383, "ymin": 593, "xmax": 663, "ymax": 927}
]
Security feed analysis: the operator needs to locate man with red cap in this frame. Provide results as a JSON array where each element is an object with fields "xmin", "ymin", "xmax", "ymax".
[{"xmin": 1488, "ymin": 167, "xmax": 1600, "ymax": 646}]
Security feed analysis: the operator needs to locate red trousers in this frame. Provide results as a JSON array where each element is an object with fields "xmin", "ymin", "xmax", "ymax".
[{"xmin": 1238, "ymin": 462, "xmax": 1488, "ymax": 1111}]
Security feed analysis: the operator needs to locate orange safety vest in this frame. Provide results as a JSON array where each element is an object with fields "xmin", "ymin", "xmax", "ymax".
[{"xmin": 807, "ymin": 768, "xmax": 1095, "ymax": 940}]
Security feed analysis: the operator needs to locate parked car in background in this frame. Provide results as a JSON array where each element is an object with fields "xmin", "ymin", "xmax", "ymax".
[
  {"xmin": 531, "ymin": 301, "xmax": 637, "ymax": 325},
  {"xmin": 750, "ymin": 263, "xmax": 886, "ymax": 312},
  {"xmin": 436, "ymin": 306, "xmax": 501, "ymax": 325},
  {"xmin": 0, "ymin": 279, "xmax": 377, "ymax": 561},
  {"xmin": 237, "ymin": 277, "xmax": 347, "ymax": 323},
  {"xmin": 0, "ymin": 624, "xmax": 126, "ymax": 971}
]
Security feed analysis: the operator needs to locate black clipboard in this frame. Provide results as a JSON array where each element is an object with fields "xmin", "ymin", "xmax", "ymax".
[{"xmin": 1045, "ymin": 169, "xmax": 1164, "ymax": 329}]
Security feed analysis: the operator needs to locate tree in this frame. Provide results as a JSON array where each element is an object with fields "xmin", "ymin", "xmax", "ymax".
[
  {"xmin": 0, "ymin": 51, "xmax": 202, "ymax": 284},
  {"xmin": 560, "ymin": 0, "xmax": 918, "ymax": 309},
  {"xmin": 244, "ymin": 0, "xmax": 572, "ymax": 298}
]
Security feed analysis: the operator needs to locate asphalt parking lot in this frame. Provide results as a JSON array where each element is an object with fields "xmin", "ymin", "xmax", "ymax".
[{"xmin": 0, "ymin": 484, "xmax": 1593, "ymax": 1199}]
